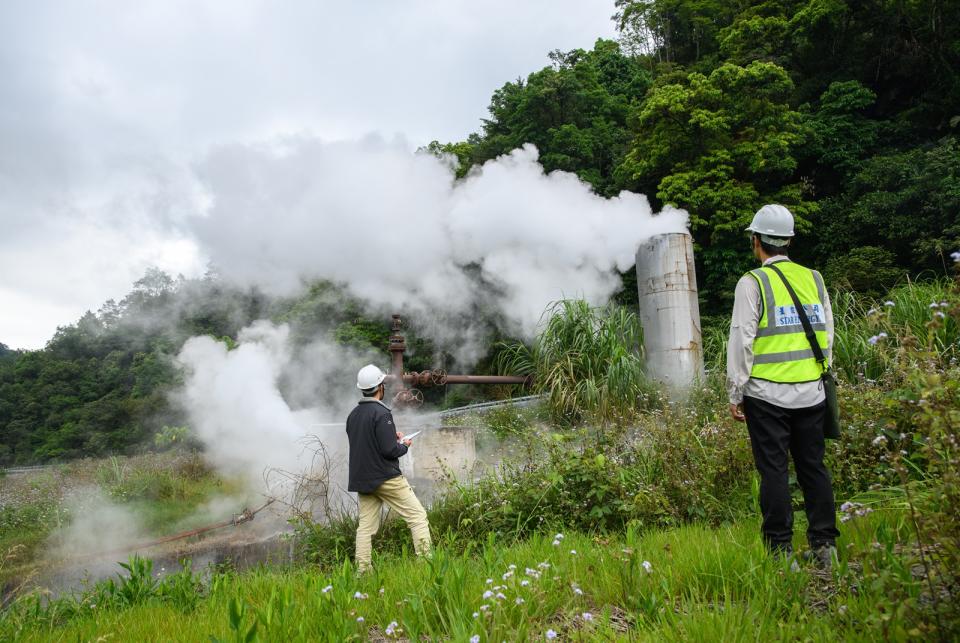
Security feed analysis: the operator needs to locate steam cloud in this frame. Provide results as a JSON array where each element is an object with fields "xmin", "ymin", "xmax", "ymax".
[
  {"xmin": 175, "ymin": 139, "xmax": 687, "ymax": 504},
  {"xmin": 191, "ymin": 138, "xmax": 687, "ymax": 351}
]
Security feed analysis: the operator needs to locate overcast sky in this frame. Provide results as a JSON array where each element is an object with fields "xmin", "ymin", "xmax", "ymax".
[{"xmin": 0, "ymin": 1, "xmax": 618, "ymax": 350}]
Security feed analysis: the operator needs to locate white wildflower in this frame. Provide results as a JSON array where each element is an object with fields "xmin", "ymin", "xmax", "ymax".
[{"xmin": 642, "ymin": 560, "xmax": 653, "ymax": 573}]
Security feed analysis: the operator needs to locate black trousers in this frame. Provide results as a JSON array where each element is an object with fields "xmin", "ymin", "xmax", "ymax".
[{"xmin": 743, "ymin": 396, "xmax": 840, "ymax": 552}]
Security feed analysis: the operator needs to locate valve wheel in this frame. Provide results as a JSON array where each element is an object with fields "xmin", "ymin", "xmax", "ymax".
[{"xmin": 431, "ymin": 369, "xmax": 448, "ymax": 386}]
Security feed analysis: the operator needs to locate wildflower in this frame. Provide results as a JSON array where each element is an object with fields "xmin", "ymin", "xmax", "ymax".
[
  {"xmin": 354, "ymin": 591, "xmax": 368, "ymax": 600},
  {"xmin": 546, "ymin": 629, "xmax": 558, "ymax": 639},
  {"xmin": 515, "ymin": 597, "xmax": 525, "ymax": 605},
  {"xmin": 941, "ymin": 301, "xmax": 949, "ymax": 307},
  {"xmin": 930, "ymin": 302, "xmax": 940, "ymax": 308},
  {"xmin": 951, "ymin": 251, "xmax": 960, "ymax": 263},
  {"xmin": 867, "ymin": 308, "xmax": 878, "ymax": 315},
  {"xmin": 322, "ymin": 585, "xmax": 333, "ymax": 594},
  {"xmin": 502, "ymin": 571, "xmax": 514, "ymax": 580},
  {"xmin": 642, "ymin": 560, "xmax": 653, "ymax": 573},
  {"xmin": 379, "ymin": 587, "xmax": 385, "ymax": 595},
  {"xmin": 555, "ymin": 533, "xmax": 564, "ymax": 540},
  {"xmin": 884, "ymin": 300, "xmax": 895, "ymax": 307},
  {"xmin": 569, "ymin": 549, "xmax": 577, "ymax": 555},
  {"xmin": 872, "ymin": 435, "xmax": 887, "ymax": 447},
  {"xmin": 868, "ymin": 335, "xmax": 880, "ymax": 345},
  {"xmin": 356, "ymin": 616, "xmax": 365, "ymax": 623},
  {"xmin": 385, "ymin": 621, "xmax": 398, "ymax": 636},
  {"xmin": 508, "ymin": 564, "xmax": 517, "ymax": 570},
  {"xmin": 525, "ymin": 567, "xmax": 540, "ymax": 577},
  {"xmin": 839, "ymin": 501, "xmax": 853, "ymax": 512},
  {"xmin": 537, "ymin": 562, "xmax": 551, "ymax": 569},
  {"xmin": 936, "ymin": 312, "xmax": 946, "ymax": 319},
  {"xmin": 496, "ymin": 592, "xmax": 507, "ymax": 600},
  {"xmin": 472, "ymin": 612, "xmax": 479, "ymax": 619},
  {"xmin": 471, "ymin": 636, "xmax": 481, "ymax": 643},
  {"xmin": 480, "ymin": 604, "xmax": 490, "ymax": 612},
  {"xmin": 486, "ymin": 578, "xmax": 493, "ymax": 584},
  {"xmin": 521, "ymin": 579, "xmax": 530, "ymax": 587},
  {"xmin": 552, "ymin": 540, "xmax": 561, "ymax": 546},
  {"xmin": 581, "ymin": 612, "xmax": 593, "ymax": 621},
  {"xmin": 483, "ymin": 590, "xmax": 493, "ymax": 599},
  {"xmin": 572, "ymin": 586, "xmax": 583, "ymax": 596}
]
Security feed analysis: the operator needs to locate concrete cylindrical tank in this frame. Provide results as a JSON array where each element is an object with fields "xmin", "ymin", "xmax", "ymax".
[{"xmin": 635, "ymin": 232, "xmax": 704, "ymax": 392}]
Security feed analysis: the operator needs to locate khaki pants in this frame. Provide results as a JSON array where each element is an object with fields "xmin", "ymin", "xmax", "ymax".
[{"xmin": 356, "ymin": 476, "xmax": 431, "ymax": 572}]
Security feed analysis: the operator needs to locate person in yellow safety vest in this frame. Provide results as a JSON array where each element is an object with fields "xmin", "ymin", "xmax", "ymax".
[{"xmin": 727, "ymin": 204, "xmax": 839, "ymax": 569}]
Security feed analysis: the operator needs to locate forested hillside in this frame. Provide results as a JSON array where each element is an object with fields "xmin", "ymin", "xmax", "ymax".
[
  {"xmin": 0, "ymin": 272, "xmax": 445, "ymax": 464},
  {"xmin": 2, "ymin": 0, "xmax": 959, "ymax": 464},
  {"xmin": 429, "ymin": 0, "xmax": 959, "ymax": 303}
]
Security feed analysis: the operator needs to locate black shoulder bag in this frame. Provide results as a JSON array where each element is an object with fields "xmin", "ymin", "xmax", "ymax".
[{"xmin": 766, "ymin": 263, "xmax": 841, "ymax": 439}]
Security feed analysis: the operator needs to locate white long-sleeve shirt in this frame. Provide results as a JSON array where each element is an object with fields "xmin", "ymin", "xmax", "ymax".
[{"xmin": 726, "ymin": 256, "xmax": 834, "ymax": 409}]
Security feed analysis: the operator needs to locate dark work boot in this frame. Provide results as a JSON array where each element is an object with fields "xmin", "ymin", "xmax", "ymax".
[{"xmin": 802, "ymin": 545, "xmax": 837, "ymax": 570}]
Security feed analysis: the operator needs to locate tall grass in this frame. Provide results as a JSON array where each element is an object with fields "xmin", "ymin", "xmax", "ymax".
[
  {"xmin": 496, "ymin": 300, "xmax": 658, "ymax": 425},
  {"xmin": 832, "ymin": 279, "xmax": 958, "ymax": 383}
]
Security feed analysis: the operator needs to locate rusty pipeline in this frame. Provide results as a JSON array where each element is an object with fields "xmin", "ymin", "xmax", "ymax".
[{"xmin": 383, "ymin": 314, "xmax": 532, "ymax": 407}]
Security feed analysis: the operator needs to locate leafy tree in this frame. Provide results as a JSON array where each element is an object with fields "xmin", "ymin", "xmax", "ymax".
[
  {"xmin": 471, "ymin": 39, "xmax": 652, "ymax": 196},
  {"xmin": 615, "ymin": 0, "xmax": 737, "ymax": 65},
  {"xmin": 801, "ymin": 80, "xmax": 882, "ymax": 185},
  {"xmin": 617, "ymin": 60, "xmax": 812, "ymax": 302},
  {"xmin": 813, "ymin": 136, "xmax": 960, "ymax": 273}
]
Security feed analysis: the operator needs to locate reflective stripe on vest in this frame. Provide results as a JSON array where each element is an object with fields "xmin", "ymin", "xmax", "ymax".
[{"xmin": 747, "ymin": 261, "xmax": 829, "ymax": 383}]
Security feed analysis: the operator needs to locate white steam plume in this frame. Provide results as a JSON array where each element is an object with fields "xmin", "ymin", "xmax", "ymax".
[
  {"xmin": 190, "ymin": 139, "xmax": 687, "ymax": 352},
  {"xmin": 176, "ymin": 321, "xmax": 372, "ymax": 494}
]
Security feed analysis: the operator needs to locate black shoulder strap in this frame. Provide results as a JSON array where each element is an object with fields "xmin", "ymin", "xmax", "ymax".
[{"xmin": 765, "ymin": 263, "xmax": 827, "ymax": 369}]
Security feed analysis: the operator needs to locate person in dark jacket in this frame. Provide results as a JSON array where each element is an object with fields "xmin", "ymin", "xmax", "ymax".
[{"xmin": 346, "ymin": 364, "xmax": 431, "ymax": 572}]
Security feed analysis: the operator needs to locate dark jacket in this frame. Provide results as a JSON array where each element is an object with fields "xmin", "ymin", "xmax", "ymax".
[{"xmin": 345, "ymin": 398, "xmax": 408, "ymax": 493}]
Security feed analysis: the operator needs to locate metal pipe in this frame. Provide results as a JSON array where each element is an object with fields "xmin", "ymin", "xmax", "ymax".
[
  {"xmin": 441, "ymin": 374, "xmax": 531, "ymax": 385},
  {"xmin": 635, "ymin": 232, "xmax": 704, "ymax": 393},
  {"xmin": 385, "ymin": 373, "xmax": 530, "ymax": 386}
]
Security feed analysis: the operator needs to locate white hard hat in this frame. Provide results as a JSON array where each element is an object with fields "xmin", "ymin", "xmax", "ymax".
[
  {"xmin": 745, "ymin": 204, "xmax": 795, "ymax": 238},
  {"xmin": 356, "ymin": 364, "xmax": 387, "ymax": 390}
]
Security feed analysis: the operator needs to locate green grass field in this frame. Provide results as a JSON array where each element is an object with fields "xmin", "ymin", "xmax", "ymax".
[{"xmin": 0, "ymin": 503, "xmax": 936, "ymax": 642}]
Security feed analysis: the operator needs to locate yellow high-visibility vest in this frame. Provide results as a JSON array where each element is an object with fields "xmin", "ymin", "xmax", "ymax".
[{"xmin": 748, "ymin": 261, "xmax": 829, "ymax": 383}]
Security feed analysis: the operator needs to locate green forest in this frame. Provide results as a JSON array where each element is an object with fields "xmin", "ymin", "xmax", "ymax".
[{"xmin": 2, "ymin": 0, "xmax": 959, "ymax": 464}]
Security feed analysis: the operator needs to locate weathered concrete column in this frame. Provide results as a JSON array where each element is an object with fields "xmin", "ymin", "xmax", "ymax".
[{"xmin": 635, "ymin": 232, "xmax": 704, "ymax": 393}]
